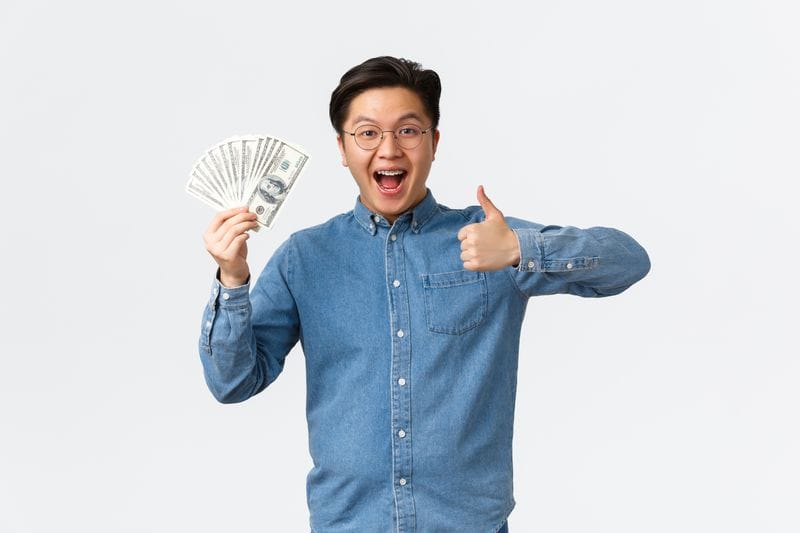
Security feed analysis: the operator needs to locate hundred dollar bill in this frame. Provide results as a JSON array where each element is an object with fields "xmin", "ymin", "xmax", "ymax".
[
  {"xmin": 203, "ymin": 147, "xmax": 235, "ymax": 206},
  {"xmin": 247, "ymin": 136, "xmax": 277, "ymax": 195},
  {"xmin": 245, "ymin": 141, "xmax": 310, "ymax": 229},
  {"xmin": 231, "ymin": 136, "xmax": 259, "ymax": 202},
  {"xmin": 186, "ymin": 172, "xmax": 227, "ymax": 210},
  {"xmin": 188, "ymin": 134, "xmax": 310, "ymax": 230},
  {"xmin": 192, "ymin": 156, "xmax": 229, "ymax": 206}
]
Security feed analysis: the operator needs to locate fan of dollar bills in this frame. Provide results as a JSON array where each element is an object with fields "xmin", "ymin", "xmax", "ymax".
[{"xmin": 186, "ymin": 134, "xmax": 311, "ymax": 229}]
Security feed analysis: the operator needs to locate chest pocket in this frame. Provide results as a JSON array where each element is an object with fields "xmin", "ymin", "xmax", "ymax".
[{"xmin": 421, "ymin": 270, "xmax": 487, "ymax": 335}]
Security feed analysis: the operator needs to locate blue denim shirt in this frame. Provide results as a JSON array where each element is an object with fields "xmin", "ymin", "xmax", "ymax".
[{"xmin": 199, "ymin": 190, "xmax": 650, "ymax": 532}]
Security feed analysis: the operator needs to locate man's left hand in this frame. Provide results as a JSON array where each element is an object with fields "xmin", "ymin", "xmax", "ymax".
[{"xmin": 457, "ymin": 185, "xmax": 521, "ymax": 272}]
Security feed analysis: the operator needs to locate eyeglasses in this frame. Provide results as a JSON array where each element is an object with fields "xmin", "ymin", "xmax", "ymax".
[{"xmin": 343, "ymin": 124, "xmax": 434, "ymax": 150}]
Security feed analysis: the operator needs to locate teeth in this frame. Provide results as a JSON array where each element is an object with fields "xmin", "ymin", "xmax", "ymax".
[{"xmin": 377, "ymin": 170, "xmax": 404, "ymax": 176}]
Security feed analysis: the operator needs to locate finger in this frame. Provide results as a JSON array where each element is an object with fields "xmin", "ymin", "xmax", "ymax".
[
  {"xmin": 213, "ymin": 211, "xmax": 257, "ymax": 241},
  {"xmin": 477, "ymin": 185, "xmax": 503, "ymax": 221},
  {"xmin": 218, "ymin": 220, "xmax": 259, "ymax": 251},
  {"xmin": 226, "ymin": 232, "xmax": 250, "ymax": 257},
  {"xmin": 457, "ymin": 225, "xmax": 472, "ymax": 241},
  {"xmin": 206, "ymin": 215, "xmax": 256, "ymax": 255},
  {"xmin": 207, "ymin": 210, "xmax": 254, "ymax": 244},
  {"xmin": 206, "ymin": 206, "xmax": 249, "ymax": 234},
  {"xmin": 215, "ymin": 233, "xmax": 250, "ymax": 266},
  {"xmin": 213, "ymin": 221, "xmax": 257, "ymax": 256},
  {"xmin": 462, "ymin": 260, "xmax": 477, "ymax": 272},
  {"xmin": 460, "ymin": 250, "xmax": 473, "ymax": 262}
]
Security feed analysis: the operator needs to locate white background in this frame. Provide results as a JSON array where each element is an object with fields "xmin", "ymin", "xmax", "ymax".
[{"xmin": 1, "ymin": 1, "xmax": 798, "ymax": 531}]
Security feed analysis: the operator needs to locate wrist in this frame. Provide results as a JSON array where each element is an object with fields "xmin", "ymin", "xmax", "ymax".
[
  {"xmin": 218, "ymin": 268, "xmax": 250, "ymax": 288},
  {"xmin": 507, "ymin": 229, "xmax": 521, "ymax": 268}
]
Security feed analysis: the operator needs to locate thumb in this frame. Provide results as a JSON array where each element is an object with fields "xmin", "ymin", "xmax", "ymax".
[{"xmin": 477, "ymin": 185, "xmax": 503, "ymax": 221}]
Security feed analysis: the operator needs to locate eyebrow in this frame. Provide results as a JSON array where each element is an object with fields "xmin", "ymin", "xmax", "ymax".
[{"xmin": 351, "ymin": 112, "xmax": 426, "ymax": 126}]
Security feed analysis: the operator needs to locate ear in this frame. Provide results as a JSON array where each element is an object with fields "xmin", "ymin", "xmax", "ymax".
[
  {"xmin": 336, "ymin": 134, "xmax": 348, "ymax": 167},
  {"xmin": 431, "ymin": 128, "xmax": 441, "ymax": 161}
]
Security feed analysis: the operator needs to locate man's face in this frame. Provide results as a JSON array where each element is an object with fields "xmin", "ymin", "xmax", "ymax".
[{"xmin": 337, "ymin": 86, "xmax": 439, "ymax": 223}]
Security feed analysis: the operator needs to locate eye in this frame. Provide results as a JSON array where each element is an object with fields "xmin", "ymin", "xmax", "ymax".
[
  {"xmin": 397, "ymin": 126, "xmax": 421, "ymax": 137},
  {"xmin": 357, "ymin": 126, "xmax": 380, "ymax": 138}
]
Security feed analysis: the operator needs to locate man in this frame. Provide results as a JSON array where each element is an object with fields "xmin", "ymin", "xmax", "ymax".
[{"xmin": 199, "ymin": 56, "xmax": 650, "ymax": 532}]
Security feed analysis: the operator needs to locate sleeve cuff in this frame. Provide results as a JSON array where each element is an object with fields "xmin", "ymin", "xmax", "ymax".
[
  {"xmin": 512, "ymin": 228, "xmax": 544, "ymax": 272},
  {"xmin": 209, "ymin": 270, "xmax": 251, "ymax": 307}
]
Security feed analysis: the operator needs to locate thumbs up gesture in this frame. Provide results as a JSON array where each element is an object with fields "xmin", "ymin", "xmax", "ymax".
[{"xmin": 457, "ymin": 186, "xmax": 521, "ymax": 271}]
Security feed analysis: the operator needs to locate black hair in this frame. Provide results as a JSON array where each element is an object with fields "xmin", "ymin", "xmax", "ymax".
[{"xmin": 329, "ymin": 56, "xmax": 441, "ymax": 135}]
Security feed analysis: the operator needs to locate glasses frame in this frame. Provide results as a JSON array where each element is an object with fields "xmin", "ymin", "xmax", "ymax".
[{"xmin": 342, "ymin": 124, "xmax": 435, "ymax": 151}]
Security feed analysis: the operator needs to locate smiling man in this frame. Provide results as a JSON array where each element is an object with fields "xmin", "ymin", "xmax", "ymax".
[
  {"xmin": 335, "ymin": 84, "xmax": 438, "ymax": 223},
  {"xmin": 199, "ymin": 56, "xmax": 650, "ymax": 532}
]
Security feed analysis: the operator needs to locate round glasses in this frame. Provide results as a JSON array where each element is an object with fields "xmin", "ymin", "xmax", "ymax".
[{"xmin": 343, "ymin": 124, "xmax": 434, "ymax": 150}]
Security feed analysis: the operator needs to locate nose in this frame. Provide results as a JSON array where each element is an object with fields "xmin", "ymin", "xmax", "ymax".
[{"xmin": 376, "ymin": 131, "xmax": 402, "ymax": 158}]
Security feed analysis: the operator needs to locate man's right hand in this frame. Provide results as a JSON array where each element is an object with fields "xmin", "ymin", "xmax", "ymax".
[{"xmin": 204, "ymin": 207, "xmax": 259, "ymax": 288}]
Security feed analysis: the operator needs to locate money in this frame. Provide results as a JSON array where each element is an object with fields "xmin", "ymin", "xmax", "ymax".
[{"xmin": 186, "ymin": 134, "xmax": 310, "ymax": 230}]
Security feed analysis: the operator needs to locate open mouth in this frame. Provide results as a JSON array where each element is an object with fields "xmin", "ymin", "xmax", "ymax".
[{"xmin": 374, "ymin": 169, "xmax": 406, "ymax": 194}]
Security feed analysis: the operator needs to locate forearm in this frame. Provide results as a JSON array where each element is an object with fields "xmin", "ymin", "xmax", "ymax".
[
  {"xmin": 508, "ymin": 220, "xmax": 650, "ymax": 297},
  {"xmin": 198, "ymin": 238, "xmax": 301, "ymax": 403},
  {"xmin": 199, "ymin": 280, "xmax": 269, "ymax": 403}
]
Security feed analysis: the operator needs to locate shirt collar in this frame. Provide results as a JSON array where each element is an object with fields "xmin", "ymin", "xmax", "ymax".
[{"xmin": 353, "ymin": 188, "xmax": 439, "ymax": 235}]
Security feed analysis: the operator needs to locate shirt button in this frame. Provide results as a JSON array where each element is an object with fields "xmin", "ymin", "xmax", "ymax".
[
  {"xmin": 398, "ymin": 378, "xmax": 406, "ymax": 386},
  {"xmin": 222, "ymin": 292, "xmax": 230, "ymax": 300},
  {"xmin": 399, "ymin": 478, "xmax": 407, "ymax": 486},
  {"xmin": 398, "ymin": 429, "xmax": 406, "ymax": 438},
  {"xmin": 373, "ymin": 215, "xmax": 381, "ymax": 223},
  {"xmin": 527, "ymin": 260, "xmax": 535, "ymax": 269},
  {"xmin": 397, "ymin": 329, "xmax": 405, "ymax": 338},
  {"xmin": 390, "ymin": 234, "xmax": 397, "ymax": 241},
  {"xmin": 393, "ymin": 279, "xmax": 400, "ymax": 288},
  {"xmin": 566, "ymin": 262, "xmax": 573, "ymax": 269}
]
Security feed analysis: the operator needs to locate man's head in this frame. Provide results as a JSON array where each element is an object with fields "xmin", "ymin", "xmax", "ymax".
[
  {"xmin": 329, "ymin": 56, "xmax": 441, "ymax": 136},
  {"xmin": 331, "ymin": 56, "xmax": 442, "ymax": 223}
]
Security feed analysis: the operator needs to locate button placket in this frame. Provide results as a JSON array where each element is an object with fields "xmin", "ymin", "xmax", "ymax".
[{"xmin": 385, "ymin": 223, "xmax": 415, "ymax": 528}]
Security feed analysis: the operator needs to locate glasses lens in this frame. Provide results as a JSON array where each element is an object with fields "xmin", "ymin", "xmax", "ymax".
[
  {"xmin": 395, "ymin": 125, "xmax": 423, "ymax": 149},
  {"xmin": 354, "ymin": 125, "xmax": 382, "ymax": 150}
]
